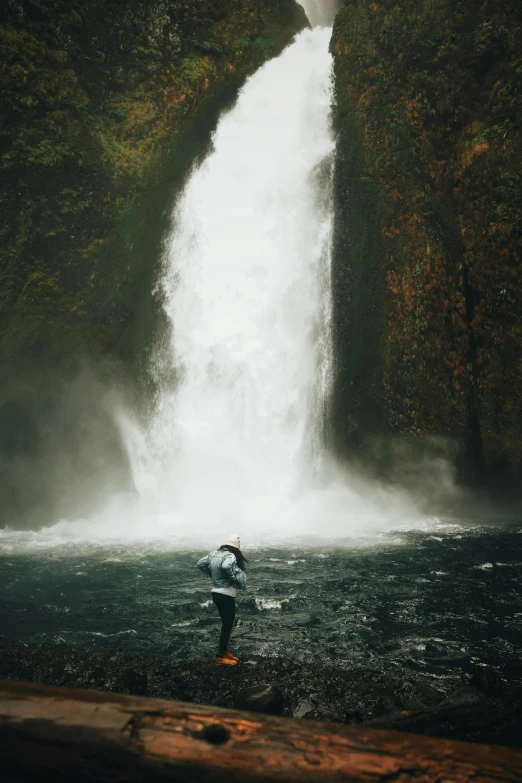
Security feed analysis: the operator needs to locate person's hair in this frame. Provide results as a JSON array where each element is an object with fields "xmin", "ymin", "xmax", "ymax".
[{"xmin": 219, "ymin": 544, "xmax": 248, "ymax": 571}]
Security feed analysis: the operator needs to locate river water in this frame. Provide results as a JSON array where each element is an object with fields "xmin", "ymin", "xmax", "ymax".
[{"xmin": 1, "ymin": 523, "xmax": 521, "ymax": 687}]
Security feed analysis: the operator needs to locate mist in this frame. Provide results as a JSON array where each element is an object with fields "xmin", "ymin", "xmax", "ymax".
[
  {"xmin": 1, "ymin": 2, "xmax": 510, "ymax": 556},
  {"xmin": 0, "ymin": 24, "xmax": 475, "ymax": 554},
  {"xmin": 0, "ymin": 361, "xmax": 133, "ymax": 532}
]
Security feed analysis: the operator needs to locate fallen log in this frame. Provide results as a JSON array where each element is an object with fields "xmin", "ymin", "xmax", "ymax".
[{"xmin": 1, "ymin": 679, "xmax": 521, "ymax": 783}]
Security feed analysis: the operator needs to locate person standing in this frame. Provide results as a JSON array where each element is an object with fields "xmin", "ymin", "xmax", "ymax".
[{"xmin": 197, "ymin": 534, "xmax": 247, "ymax": 666}]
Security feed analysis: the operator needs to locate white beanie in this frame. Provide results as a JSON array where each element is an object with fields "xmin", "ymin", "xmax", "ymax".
[{"xmin": 222, "ymin": 533, "xmax": 241, "ymax": 549}]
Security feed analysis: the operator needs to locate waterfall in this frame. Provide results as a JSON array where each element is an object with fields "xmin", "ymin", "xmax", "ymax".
[
  {"xmin": 299, "ymin": 0, "xmax": 343, "ymax": 27},
  {"xmin": 128, "ymin": 27, "xmax": 340, "ymax": 543},
  {"xmin": 2, "ymin": 18, "xmax": 427, "ymax": 551},
  {"xmin": 118, "ymin": 23, "xmax": 420, "ymax": 546}
]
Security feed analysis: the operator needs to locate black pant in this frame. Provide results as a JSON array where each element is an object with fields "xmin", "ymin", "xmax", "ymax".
[{"xmin": 212, "ymin": 592, "xmax": 236, "ymax": 655}]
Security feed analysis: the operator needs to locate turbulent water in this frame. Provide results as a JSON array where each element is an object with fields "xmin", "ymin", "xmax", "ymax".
[{"xmin": 1, "ymin": 525, "xmax": 521, "ymax": 685}]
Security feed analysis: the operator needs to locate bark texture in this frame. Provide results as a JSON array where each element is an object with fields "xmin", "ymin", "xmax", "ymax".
[{"xmin": 1, "ymin": 679, "xmax": 522, "ymax": 783}]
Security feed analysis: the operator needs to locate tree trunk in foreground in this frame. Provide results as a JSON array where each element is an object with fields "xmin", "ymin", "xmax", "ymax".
[{"xmin": 1, "ymin": 679, "xmax": 521, "ymax": 783}]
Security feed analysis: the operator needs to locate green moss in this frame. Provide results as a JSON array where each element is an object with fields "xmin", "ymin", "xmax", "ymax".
[
  {"xmin": 331, "ymin": 0, "xmax": 522, "ymax": 481},
  {"xmin": 0, "ymin": 0, "xmax": 308, "ymax": 528},
  {"xmin": 0, "ymin": 0, "xmax": 306, "ymax": 363}
]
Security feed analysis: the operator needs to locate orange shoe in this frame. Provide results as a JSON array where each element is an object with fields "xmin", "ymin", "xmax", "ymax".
[
  {"xmin": 216, "ymin": 654, "xmax": 238, "ymax": 666},
  {"xmin": 224, "ymin": 650, "xmax": 239, "ymax": 662}
]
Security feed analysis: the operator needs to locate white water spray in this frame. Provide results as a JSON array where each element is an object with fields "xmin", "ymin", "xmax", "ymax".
[
  {"xmin": 129, "ymin": 27, "xmax": 346, "ymax": 541},
  {"xmin": 109, "ymin": 26, "xmax": 426, "ymax": 545},
  {"xmin": 1, "ymin": 22, "xmax": 454, "ymax": 553}
]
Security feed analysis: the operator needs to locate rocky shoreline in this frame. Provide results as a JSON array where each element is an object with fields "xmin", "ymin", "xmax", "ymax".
[{"xmin": 1, "ymin": 637, "xmax": 520, "ymax": 747}]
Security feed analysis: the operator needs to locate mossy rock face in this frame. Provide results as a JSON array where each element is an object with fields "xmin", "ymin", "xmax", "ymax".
[
  {"xmin": 330, "ymin": 0, "xmax": 522, "ymax": 486},
  {"xmin": 0, "ymin": 0, "xmax": 307, "ymax": 362},
  {"xmin": 0, "ymin": 0, "xmax": 307, "ymax": 528}
]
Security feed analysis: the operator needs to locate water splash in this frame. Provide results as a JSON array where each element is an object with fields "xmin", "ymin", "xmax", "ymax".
[
  {"xmin": 131, "ymin": 27, "xmax": 347, "ymax": 542},
  {"xmin": 1, "ymin": 26, "xmax": 439, "ymax": 552}
]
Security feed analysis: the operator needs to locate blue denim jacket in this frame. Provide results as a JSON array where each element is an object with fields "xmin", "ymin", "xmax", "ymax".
[{"xmin": 197, "ymin": 549, "xmax": 247, "ymax": 591}]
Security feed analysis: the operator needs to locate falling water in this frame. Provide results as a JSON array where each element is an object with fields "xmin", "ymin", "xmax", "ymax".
[
  {"xmin": 299, "ymin": 0, "xmax": 343, "ymax": 28},
  {"xmin": 114, "ymin": 24, "xmax": 424, "ymax": 546},
  {"xmin": 127, "ymin": 27, "xmax": 342, "ymax": 542},
  {"xmin": 1, "ymin": 16, "xmax": 446, "ymax": 552}
]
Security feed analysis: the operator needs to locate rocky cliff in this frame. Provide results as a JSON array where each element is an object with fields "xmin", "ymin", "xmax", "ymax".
[
  {"xmin": 330, "ymin": 0, "xmax": 522, "ymax": 488},
  {"xmin": 1, "ymin": 0, "xmax": 306, "ymax": 361},
  {"xmin": 0, "ymin": 0, "xmax": 307, "ymax": 528}
]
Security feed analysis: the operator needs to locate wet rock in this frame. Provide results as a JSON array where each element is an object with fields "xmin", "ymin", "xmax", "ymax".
[
  {"xmin": 368, "ymin": 677, "xmax": 522, "ymax": 748},
  {"xmin": 394, "ymin": 679, "xmax": 429, "ymax": 711},
  {"xmin": 376, "ymin": 693, "xmax": 399, "ymax": 715},
  {"xmin": 343, "ymin": 709, "xmax": 362, "ymax": 725},
  {"xmin": 109, "ymin": 668, "xmax": 148, "ymax": 695},
  {"xmin": 296, "ymin": 614, "xmax": 322, "ymax": 627},
  {"xmin": 471, "ymin": 664, "xmax": 503, "ymax": 693},
  {"xmin": 439, "ymin": 685, "xmax": 483, "ymax": 707},
  {"xmin": 1, "ymin": 636, "xmax": 520, "ymax": 746},
  {"xmin": 331, "ymin": 0, "xmax": 522, "ymax": 475},
  {"xmin": 84, "ymin": 667, "xmax": 106, "ymax": 688},
  {"xmin": 234, "ymin": 684, "xmax": 284, "ymax": 715},
  {"xmin": 293, "ymin": 700, "xmax": 313, "ymax": 719}
]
